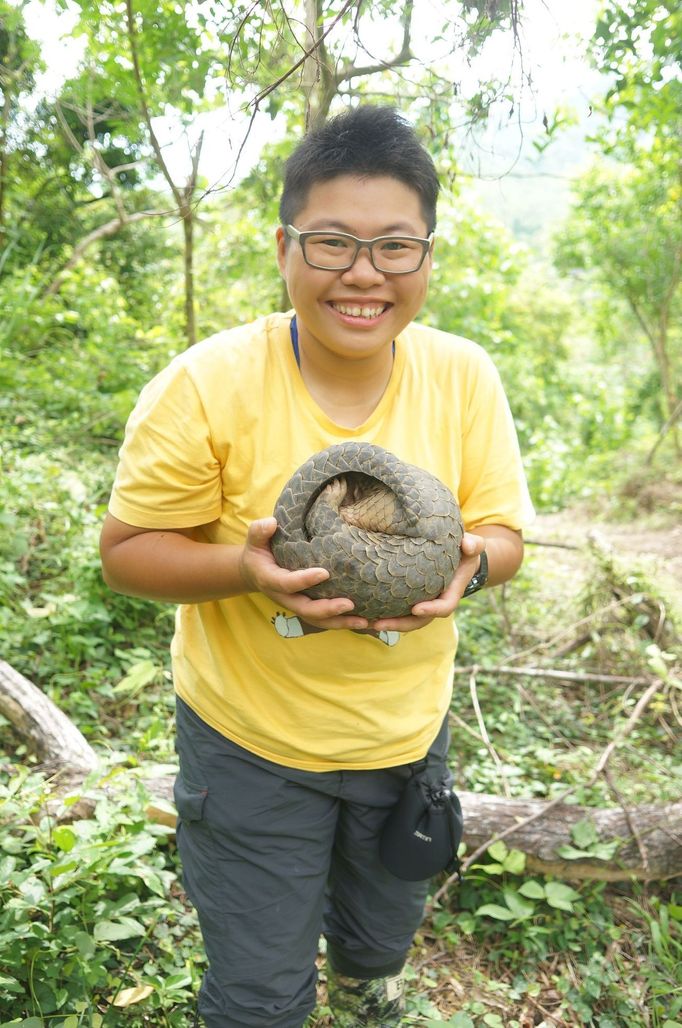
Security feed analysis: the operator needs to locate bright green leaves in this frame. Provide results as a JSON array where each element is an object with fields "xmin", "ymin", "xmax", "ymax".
[
  {"xmin": 475, "ymin": 880, "xmax": 581, "ymax": 922},
  {"xmin": 471, "ymin": 839, "xmax": 582, "ymax": 923},
  {"xmin": 0, "ymin": 769, "xmax": 197, "ymax": 1025},
  {"xmin": 479, "ymin": 840, "xmax": 527, "ymax": 875},
  {"xmin": 557, "ymin": 817, "xmax": 621, "ymax": 862}
]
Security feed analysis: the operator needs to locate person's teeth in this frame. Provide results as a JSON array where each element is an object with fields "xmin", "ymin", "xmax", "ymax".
[{"xmin": 333, "ymin": 303, "xmax": 384, "ymax": 318}]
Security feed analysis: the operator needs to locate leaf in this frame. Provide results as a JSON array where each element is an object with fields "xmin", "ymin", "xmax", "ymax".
[
  {"xmin": 545, "ymin": 881, "xmax": 581, "ymax": 910},
  {"xmin": 94, "ymin": 917, "xmax": 146, "ymax": 941},
  {"xmin": 50, "ymin": 860, "xmax": 79, "ymax": 879},
  {"xmin": 487, "ymin": 840, "xmax": 509, "ymax": 862},
  {"xmin": 0, "ymin": 974, "xmax": 23, "ymax": 994},
  {"xmin": 570, "ymin": 818, "xmax": 598, "ymax": 849},
  {"xmin": 111, "ymin": 984, "xmax": 154, "ymax": 1006},
  {"xmin": 74, "ymin": 931, "xmax": 96, "ymax": 959},
  {"xmin": 518, "ymin": 880, "xmax": 546, "ymax": 899},
  {"xmin": 474, "ymin": 903, "xmax": 516, "ymax": 921},
  {"xmin": 23, "ymin": 602, "xmax": 57, "ymax": 618},
  {"xmin": 0, "ymin": 856, "xmax": 17, "ymax": 880},
  {"xmin": 52, "ymin": 826, "xmax": 77, "ymax": 852},
  {"xmin": 502, "ymin": 849, "xmax": 526, "ymax": 874},
  {"xmin": 447, "ymin": 1016, "xmax": 475, "ymax": 1028},
  {"xmin": 163, "ymin": 972, "xmax": 192, "ymax": 989},
  {"xmin": 476, "ymin": 862, "xmax": 505, "ymax": 875},
  {"xmin": 503, "ymin": 888, "xmax": 535, "ymax": 919},
  {"xmin": 556, "ymin": 844, "xmax": 594, "ymax": 860},
  {"xmin": 113, "ymin": 659, "xmax": 159, "ymax": 695}
]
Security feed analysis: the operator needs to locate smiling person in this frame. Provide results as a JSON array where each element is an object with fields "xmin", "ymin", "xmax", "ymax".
[{"xmin": 100, "ymin": 107, "xmax": 534, "ymax": 1028}]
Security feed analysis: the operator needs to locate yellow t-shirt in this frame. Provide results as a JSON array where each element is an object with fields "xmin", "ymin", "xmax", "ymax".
[{"xmin": 109, "ymin": 312, "xmax": 534, "ymax": 770}]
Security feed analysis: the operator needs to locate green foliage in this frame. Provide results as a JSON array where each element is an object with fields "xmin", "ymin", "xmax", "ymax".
[
  {"xmin": 0, "ymin": 769, "xmax": 200, "ymax": 1026},
  {"xmin": 428, "ymin": 843, "xmax": 682, "ymax": 1026},
  {"xmin": 555, "ymin": 152, "xmax": 682, "ymax": 433},
  {"xmin": 591, "ymin": 0, "xmax": 681, "ymax": 152},
  {"xmin": 452, "ymin": 543, "xmax": 682, "ymax": 810},
  {"xmin": 2, "ymin": 4, "xmax": 681, "ymax": 1024},
  {"xmin": 0, "ymin": 435, "xmax": 176, "ymax": 749}
]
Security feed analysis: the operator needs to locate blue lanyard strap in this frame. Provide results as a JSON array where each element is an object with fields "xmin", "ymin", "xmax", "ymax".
[
  {"xmin": 290, "ymin": 314, "xmax": 301, "ymax": 367},
  {"xmin": 289, "ymin": 315, "xmax": 394, "ymax": 368}
]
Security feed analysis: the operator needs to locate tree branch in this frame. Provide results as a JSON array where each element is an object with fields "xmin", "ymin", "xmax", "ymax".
[
  {"xmin": 3, "ymin": 662, "xmax": 678, "ymax": 881},
  {"xmin": 646, "ymin": 394, "xmax": 682, "ymax": 464},
  {"xmin": 43, "ymin": 209, "xmax": 169, "ymax": 296},
  {"xmin": 432, "ymin": 677, "xmax": 667, "ymax": 904},
  {"xmin": 124, "ymin": 0, "xmax": 183, "ymax": 211},
  {"xmin": 453, "ymin": 665, "xmax": 653, "ymax": 687},
  {"xmin": 247, "ymin": 0, "xmax": 358, "ymax": 111},
  {"xmin": 334, "ymin": 0, "xmax": 414, "ymax": 85}
]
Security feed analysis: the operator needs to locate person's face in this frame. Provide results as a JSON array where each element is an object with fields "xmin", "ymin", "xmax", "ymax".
[{"xmin": 276, "ymin": 175, "xmax": 433, "ymax": 363}]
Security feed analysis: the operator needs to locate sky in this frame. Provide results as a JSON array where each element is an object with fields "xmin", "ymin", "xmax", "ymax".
[{"xmin": 21, "ymin": 0, "xmax": 602, "ymax": 194}]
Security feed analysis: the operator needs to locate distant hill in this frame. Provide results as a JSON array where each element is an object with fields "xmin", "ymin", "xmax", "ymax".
[{"xmin": 461, "ymin": 74, "xmax": 604, "ymax": 252}]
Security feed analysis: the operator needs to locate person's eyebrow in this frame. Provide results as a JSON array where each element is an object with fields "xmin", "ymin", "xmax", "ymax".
[{"xmin": 303, "ymin": 219, "xmax": 423, "ymax": 235}]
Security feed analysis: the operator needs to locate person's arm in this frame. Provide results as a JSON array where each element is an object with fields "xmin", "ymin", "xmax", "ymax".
[
  {"xmin": 99, "ymin": 512, "xmax": 371, "ymax": 629},
  {"xmin": 370, "ymin": 524, "xmax": 523, "ymax": 633}
]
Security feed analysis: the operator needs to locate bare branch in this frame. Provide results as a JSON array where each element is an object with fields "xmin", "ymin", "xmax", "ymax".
[
  {"xmin": 453, "ymin": 665, "xmax": 653, "ymax": 687},
  {"xmin": 469, "ymin": 667, "xmax": 512, "ymax": 798},
  {"xmin": 124, "ymin": 0, "xmax": 184, "ymax": 211},
  {"xmin": 432, "ymin": 677, "xmax": 665, "ymax": 903},
  {"xmin": 247, "ymin": 0, "xmax": 358, "ymax": 111},
  {"xmin": 43, "ymin": 209, "xmax": 169, "ymax": 296},
  {"xmin": 647, "ymin": 394, "xmax": 682, "ymax": 463},
  {"xmin": 335, "ymin": 0, "xmax": 414, "ymax": 85}
]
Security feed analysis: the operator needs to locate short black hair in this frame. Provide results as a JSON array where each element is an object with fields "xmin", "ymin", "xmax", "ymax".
[{"xmin": 279, "ymin": 106, "xmax": 439, "ymax": 234}]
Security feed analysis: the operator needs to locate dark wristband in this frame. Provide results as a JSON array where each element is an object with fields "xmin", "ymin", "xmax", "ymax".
[{"xmin": 462, "ymin": 550, "xmax": 488, "ymax": 597}]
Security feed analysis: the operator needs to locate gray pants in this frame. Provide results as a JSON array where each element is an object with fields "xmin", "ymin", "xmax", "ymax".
[{"xmin": 174, "ymin": 697, "xmax": 451, "ymax": 1027}]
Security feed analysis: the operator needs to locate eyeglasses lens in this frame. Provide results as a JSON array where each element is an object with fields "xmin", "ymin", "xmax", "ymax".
[{"xmin": 302, "ymin": 234, "xmax": 425, "ymax": 273}]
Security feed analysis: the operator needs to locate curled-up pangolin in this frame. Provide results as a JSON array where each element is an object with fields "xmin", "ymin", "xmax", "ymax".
[{"xmin": 271, "ymin": 442, "xmax": 464, "ymax": 620}]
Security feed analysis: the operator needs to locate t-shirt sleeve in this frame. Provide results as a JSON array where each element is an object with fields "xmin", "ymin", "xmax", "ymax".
[
  {"xmin": 457, "ymin": 350, "xmax": 535, "ymax": 532},
  {"xmin": 108, "ymin": 360, "xmax": 224, "ymax": 529}
]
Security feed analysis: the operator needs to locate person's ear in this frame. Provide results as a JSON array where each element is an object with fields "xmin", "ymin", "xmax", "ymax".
[
  {"xmin": 424, "ymin": 235, "xmax": 435, "ymax": 273},
  {"xmin": 276, "ymin": 226, "xmax": 287, "ymax": 278}
]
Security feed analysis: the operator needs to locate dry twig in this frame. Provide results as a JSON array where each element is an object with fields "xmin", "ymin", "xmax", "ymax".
[
  {"xmin": 432, "ymin": 678, "xmax": 662, "ymax": 905},
  {"xmin": 603, "ymin": 768, "xmax": 650, "ymax": 872},
  {"xmin": 453, "ymin": 664, "xmax": 651, "ymax": 686},
  {"xmin": 469, "ymin": 667, "xmax": 512, "ymax": 799}
]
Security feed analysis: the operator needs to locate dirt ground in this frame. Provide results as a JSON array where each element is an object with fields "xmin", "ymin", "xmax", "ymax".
[{"xmin": 527, "ymin": 498, "xmax": 682, "ymax": 616}]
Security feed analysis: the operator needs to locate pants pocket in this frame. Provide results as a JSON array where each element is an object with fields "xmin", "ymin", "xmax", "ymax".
[{"xmin": 174, "ymin": 774, "xmax": 208, "ymax": 823}]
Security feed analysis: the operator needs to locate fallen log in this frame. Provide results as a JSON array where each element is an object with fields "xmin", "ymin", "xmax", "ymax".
[
  {"xmin": 1, "ymin": 660, "xmax": 680, "ymax": 880},
  {"xmin": 137, "ymin": 775, "xmax": 682, "ymax": 881},
  {"xmin": 0, "ymin": 659, "xmax": 98, "ymax": 773}
]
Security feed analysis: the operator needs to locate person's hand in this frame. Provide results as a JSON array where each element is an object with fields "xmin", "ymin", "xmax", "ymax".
[
  {"xmin": 239, "ymin": 517, "xmax": 370, "ymax": 631},
  {"xmin": 368, "ymin": 532, "xmax": 486, "ymax": 635}
]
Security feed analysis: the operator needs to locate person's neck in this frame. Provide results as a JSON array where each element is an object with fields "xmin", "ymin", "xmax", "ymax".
[{"xmin": 297, "ymin": 329, "xmax": 395, "ymax": 429}]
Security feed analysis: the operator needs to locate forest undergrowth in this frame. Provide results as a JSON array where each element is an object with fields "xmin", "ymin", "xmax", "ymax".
[{"xmin": 1, "ymin": 432, "xmax": 680, "ymax": 1026}]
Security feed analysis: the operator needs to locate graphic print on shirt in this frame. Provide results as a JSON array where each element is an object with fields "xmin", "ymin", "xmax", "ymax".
[{"xmin": 271, "ymin": 611, "xmax": 400, "ymax": 647}]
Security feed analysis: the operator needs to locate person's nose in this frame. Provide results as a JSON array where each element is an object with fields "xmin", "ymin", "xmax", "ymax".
[{"xmin": 340, "ymin": 245, "xmax": 386, "ymax": 287}]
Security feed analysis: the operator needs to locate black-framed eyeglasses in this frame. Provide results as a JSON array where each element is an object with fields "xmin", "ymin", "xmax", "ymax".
[{"xmin": 285, "ymin": 225, "xmax": 434, "ymax": 274}]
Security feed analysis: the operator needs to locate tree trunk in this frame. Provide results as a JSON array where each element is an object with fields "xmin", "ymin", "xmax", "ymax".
[
  {"xmin": 0, "ymin": 88, "xmax": 10, "ymax": 251},
  {"xmin": 183, "ymin": 210, "xmax": 197, "ymax": 347},
  {"xmin": 0, "ymin": 660, "xmax": 97, "ymax": 773},
  {"xmin": 456, "ymin": 790, "xmax": 682, "ymax": 882},
  {"xmin": 2, "ymin": 661, "xmax": 681, "ymax": 880}
]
